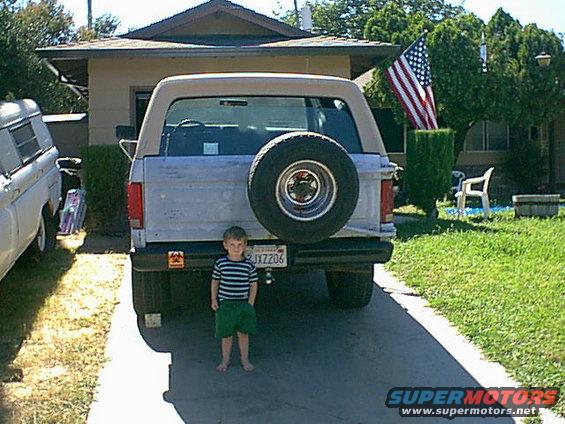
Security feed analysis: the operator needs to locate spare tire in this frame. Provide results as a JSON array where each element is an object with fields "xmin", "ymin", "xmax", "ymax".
[{"xmin": 248, "ymin": 131, "xmax": 359, "ymax": 244}]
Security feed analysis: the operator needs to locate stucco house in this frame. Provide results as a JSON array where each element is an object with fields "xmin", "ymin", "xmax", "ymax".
[
  {"xmin": 37, "ymin": 0, "xmax": 397, "ymax": 148},
  {"xmin": 354, "ymin": 71, "xmax": 565, "ymax": 195},
  {"xmin": 37, "ymin": 0, "xmax": 563, "ymax": 196}
]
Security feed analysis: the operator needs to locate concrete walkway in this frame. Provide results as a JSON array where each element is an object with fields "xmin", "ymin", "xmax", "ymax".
[{"xmin": 87, "ymin": 260, "xmax": 562, "ymax": 423}]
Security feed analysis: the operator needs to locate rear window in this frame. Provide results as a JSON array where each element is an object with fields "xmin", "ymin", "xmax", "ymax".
[
  {"xmin": 0, "ymin": 130, "xmax": 22, "ymax": 175},
  {"xmin": 10, "ymin": 122, "xmax": 41, "ymax": 165},
  {"xmin": 159, "ymin": 96, "xmax": 362, "ymax": 156}
]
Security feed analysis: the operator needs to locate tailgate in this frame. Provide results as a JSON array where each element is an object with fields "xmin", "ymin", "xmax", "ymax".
[{"xmin": 143, "ymin": 154, "xmax": 387, "ymax": 242}]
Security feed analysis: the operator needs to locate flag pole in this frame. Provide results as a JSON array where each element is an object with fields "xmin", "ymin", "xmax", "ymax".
[
  {"xmin": 87, "ymin": 0, "xmax": 92, "ymax": 30},
  {"xmin": 402, "ymin": 30, "xmax": 429, "ymax": 53}
]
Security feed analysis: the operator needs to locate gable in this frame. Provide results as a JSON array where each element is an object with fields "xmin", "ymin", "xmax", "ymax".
[
  {"xmin": 124, "ymin": 0, "xmax": 310, "ymax": 40},
  {"xmin": 156, "ymin": 11, "xmax": 281, "ymax": 38}
]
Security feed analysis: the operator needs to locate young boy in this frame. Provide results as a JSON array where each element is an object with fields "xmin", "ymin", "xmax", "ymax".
[{"xmin": 211, "ymin": 226, "xmax": 258, "ymax": 372}]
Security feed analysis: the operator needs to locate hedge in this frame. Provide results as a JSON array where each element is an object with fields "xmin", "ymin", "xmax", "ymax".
[
  {"xmin": 504, "ymin": 140, "xmax": 548, "ymax": 194},
  {"xmin": 406, "ymin": 129, "xmax": 454, "ymax": 216},
  {"xmin": 81, "ymin": 145, "xmax": 129, "ymax": 233}
]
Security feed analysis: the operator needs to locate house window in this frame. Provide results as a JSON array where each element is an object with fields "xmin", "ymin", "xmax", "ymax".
[
  {"xmin": 10, "ymin": 122, "xmax": 41, "ymax": 164},
  {"xmin": 135, "ymin": 91, "xmax": 152, "ymax": 135},
  {"xmin": 371, "ymin": 108, "xmax": 405, "ymax": 153},
  {"xmin": 464, "ymin": 121, "xmax": 509, "ymax": 151}
]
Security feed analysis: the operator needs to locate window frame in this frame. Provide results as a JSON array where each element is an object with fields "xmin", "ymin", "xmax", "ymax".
[
  {"xmin": 7, "ymin": 120, "xmax": 44, "ymax": 171},
  {"xmin": 159, "ymin": 95, "xmax": 364, "ymax": 156},
  {"xmin": 485, "ymin": 120, "xmax": 510, "ymax": 151},
  {"xmin": 0, "ymin": 130, "xmax": 23, "ymax": 177},
  {"xmin": 134, "ymin": 90, "xmax": 153, "ymax": 136},
  {"xmin": 464, "ymin": 120, "xmax": 509, "ymax": 152}
]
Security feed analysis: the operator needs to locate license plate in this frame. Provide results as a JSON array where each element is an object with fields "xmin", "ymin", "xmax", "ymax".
[{"xmin": 246, "ymin": 245, "xmax": 287, "ymax": 268}]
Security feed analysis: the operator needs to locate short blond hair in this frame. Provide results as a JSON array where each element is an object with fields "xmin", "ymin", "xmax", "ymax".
[{"xmin": 223, "ymin": 226, "xmax": 248, "ymax": 241}]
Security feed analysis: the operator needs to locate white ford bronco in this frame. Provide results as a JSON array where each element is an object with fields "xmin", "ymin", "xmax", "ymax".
[{"xmin": 125, "ymin": 73, "xmax": 395, "ymax": 317}]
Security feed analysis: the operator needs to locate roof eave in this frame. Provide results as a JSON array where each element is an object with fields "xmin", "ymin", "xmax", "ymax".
[{"xmin": 37, "ymin": 45, "xmax": 399, "ymax": 60}]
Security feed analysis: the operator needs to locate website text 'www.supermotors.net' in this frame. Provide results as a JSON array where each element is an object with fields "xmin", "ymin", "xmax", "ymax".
[{"xmin": 385, "ymin": 387, "xmax": 559, "ymax": 419}]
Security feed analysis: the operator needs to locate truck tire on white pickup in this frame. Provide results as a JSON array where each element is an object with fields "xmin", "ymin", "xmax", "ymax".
[
  {"xmin": 248, "ymin": 131, "xmax": 359, "ymax": 244},
  {"xmin": 29, "ymin": 206, "xmax": 57, "ymax": 257}
]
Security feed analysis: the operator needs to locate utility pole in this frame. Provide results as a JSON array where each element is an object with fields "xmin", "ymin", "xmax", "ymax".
[
  {"xmin": 293, "ymin": 0, "xmax": 300, "ymax": 29},
  {"xmin": 87, "ymin": 0, "xmax": 92, "ymax": 29}
]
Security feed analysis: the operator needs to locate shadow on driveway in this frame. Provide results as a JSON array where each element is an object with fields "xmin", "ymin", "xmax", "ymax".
[{"xmin": 136, "ymin": 272, "xmax": 515, "ymax": 424}]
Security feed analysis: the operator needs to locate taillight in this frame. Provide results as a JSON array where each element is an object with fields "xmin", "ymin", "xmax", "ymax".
[
  {"xmin": 380, "ymin": 179, "xmax": 394, "ymax": 223},
  {"xmin": 127, "ymin": 182, "xmax": 144, "ymax": 229}
]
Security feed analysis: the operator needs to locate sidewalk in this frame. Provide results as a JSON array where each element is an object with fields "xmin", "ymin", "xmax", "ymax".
[{"xmin": 374, "ymin": 265, "xmax": 564, "ymax": 424}]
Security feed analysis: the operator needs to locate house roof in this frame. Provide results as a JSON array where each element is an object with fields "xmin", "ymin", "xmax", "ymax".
[
  {"xmin": 123, "ymin": 0, "xmax": 310, "ymax": 39},
  {"xmin": 38, "ymin": 35, "xmax": 394, "ymax": 58},
  {"xmin": 36, "ymin": 0, "xmax": 399, "ymax": 99},
  {"xmin": 354, "ymin": 69, "xmax": 374, "ymax": 89}
]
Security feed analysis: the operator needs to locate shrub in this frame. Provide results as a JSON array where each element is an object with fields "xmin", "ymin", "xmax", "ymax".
[
  {"xmin": 405, "ymin": 129, "xmax": 454, "ymax": 217},
  {"xmin": 504, "ymin": 140, "xmax": 548, "ymax": 194},
  {"xmin": 81, "ymin": 145, "xmax": 129, "ymax": 233}
]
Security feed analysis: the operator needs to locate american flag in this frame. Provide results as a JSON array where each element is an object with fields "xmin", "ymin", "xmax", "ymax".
[{"xmin": 385, "ymin": 33, "xmax": 438, "ymax": 130}]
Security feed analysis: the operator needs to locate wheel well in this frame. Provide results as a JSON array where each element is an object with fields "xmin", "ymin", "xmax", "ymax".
[{"xmin": 44, "ymin": 201, "xmax": 56, "ymax": 218}]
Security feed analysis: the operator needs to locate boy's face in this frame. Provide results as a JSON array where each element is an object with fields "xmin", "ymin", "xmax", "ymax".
[{"xmin": 223, "ymin": 237, "xmax": 247, "ymax": 259}]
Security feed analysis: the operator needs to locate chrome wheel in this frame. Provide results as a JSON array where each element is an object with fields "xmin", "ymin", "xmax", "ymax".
[{"xmin": 275, "ymin": 160, "xmax": 337, "ymax": 221}]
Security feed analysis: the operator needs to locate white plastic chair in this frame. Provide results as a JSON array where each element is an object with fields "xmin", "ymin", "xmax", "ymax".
[{"xmin": 455, "ymin": 167, "xmax": 494, "ymax": 219}]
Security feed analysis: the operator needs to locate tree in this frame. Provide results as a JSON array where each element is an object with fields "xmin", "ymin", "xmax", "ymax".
[
  {"xmin": 16, "ymin": 0, "xmax": 74, "ymax": 47},
  {"xmin": 0, "ymin": 0, "xmax": 85, "ymax": 112},
  {"xmin": 74, "ymin": 13, "xmax": 120, "ymax": 41},
  {"xmin": 0, "ymin": 1, "xmax": 29, "ymax": 100},
  {"xmin": 0, "ymin": 1, "xmax": 118, "ymax": 113},
  {"xmin": 364, "ymin": 6, "xmax": 565, "ymax": 158},
  {"xmin": 426, "ymin": 14, "xmax": 484, "ymax": 152},
  {"xmin": 275, "ymin": 0, "xmax": 463, "ymax": 39}
]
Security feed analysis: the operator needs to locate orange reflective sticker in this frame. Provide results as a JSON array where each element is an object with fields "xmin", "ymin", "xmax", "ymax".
[{"xmin": 168, "ymin": 251, "xmax": 185, "ymax": 269}]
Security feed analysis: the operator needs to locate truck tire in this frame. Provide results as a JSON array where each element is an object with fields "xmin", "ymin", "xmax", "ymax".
[
  {"xmin": 326, "ymin": 269, "xmax": 374, "ymax": 308},
  {"xmin": 132, "ymin": 270, "xmax": 172, "ymax": 316},
  {"xmin": 248, "ymin": 131, "xmax": 359, "ymax": 244},
  {"xmin": 30, "ymin": 207, "xmax": 57, "ymax": 258}
]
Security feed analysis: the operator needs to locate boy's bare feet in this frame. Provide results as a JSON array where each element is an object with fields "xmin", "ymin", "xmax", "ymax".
[
  {"xmin": 217, "ymin": 360, "xmax": 231, "ymax": 372},
  {"xmin": 241, "ymin": 360, "xmax": 254, "ymax": 372}
]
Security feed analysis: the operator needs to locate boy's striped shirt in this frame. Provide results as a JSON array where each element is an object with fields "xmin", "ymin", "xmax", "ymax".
[{"xmin": 212, "ymin": 256, "xmax": 258, "ymax": 301}]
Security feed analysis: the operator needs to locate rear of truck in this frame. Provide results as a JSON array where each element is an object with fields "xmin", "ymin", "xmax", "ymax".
[{"xmin": 127, "ymin": 73, "xmax": 395, "ymax": 315}]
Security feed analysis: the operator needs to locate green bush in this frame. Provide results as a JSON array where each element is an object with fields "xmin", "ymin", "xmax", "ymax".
[
  {"xmin": 405, "ymin": 129, "xmax": 454, "ymax": 216},
  {"xmin": 504, "ymin": 140, "xmax": 548, "ymax": 194},
  {"xmin": 81, "ymin": 145, "xmax": 129, "ymax": 233}
]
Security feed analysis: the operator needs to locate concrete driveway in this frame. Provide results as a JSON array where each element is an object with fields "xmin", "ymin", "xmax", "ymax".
[{"xmin": 88, "ymin": 261, "xmax": 516, "ymax": 424}]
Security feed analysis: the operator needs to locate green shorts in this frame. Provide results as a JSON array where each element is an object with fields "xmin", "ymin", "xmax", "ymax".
[{"xmin": 215, "ymin": 299, "xmax": 257, "ymax": 338}]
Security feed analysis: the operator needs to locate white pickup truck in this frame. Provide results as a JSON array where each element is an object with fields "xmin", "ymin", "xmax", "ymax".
[
  {"xmin": 0, "ymin": 100, "xmax": 61, "ymax": 281},
  {"xmin": 124, "ymin": 73, "xmax": 395, "ymax": 317}
]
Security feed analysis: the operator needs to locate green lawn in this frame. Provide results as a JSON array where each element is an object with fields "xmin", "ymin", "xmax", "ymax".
[{"xmin": 386, "ymin": 208, "xmax": 565, "ymax": 417}]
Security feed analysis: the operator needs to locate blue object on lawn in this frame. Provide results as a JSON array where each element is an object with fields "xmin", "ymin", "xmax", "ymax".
[{"xmin": 445, "ymin": 206, "xmax": 513, "ymax": 216}]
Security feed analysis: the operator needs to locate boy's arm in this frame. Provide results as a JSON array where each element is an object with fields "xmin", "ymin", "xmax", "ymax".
[
  {"xmin": 211, "ymin": 279, "xmax": 219, "ymax": 310},
  {"xmin": 248, "ymin": 282, "xmax": 258, "ymax": 306},
  {"xmin": 248, "ymin": 264, "xmax": 258, "ymax": 306},
  {"xmin": 211, "ymin": 259, "xmax": 221, "ymax": 310}
]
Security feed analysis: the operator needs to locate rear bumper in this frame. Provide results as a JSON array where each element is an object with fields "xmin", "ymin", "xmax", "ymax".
[{"xmin": 131, "ymin": 238, "xmax": 393, "ymax": 272}]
